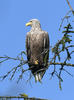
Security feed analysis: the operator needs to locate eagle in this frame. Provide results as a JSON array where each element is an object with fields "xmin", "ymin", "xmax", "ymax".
[{"xmin": 26, "ymin": 19, "xmax": 49, "ymax": 82}]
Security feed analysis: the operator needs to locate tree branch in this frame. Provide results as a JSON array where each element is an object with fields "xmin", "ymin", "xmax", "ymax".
[
  {"xmin": 50, "ymin": 62, "xmax": 74, "ymax": 67},
  {"xmin": 0, "ymin": 96, "xmax": 47, "ymax": 100},
  {"xmin": 66, "ymin": 0, "xmax": 74, "ymax": 13}
]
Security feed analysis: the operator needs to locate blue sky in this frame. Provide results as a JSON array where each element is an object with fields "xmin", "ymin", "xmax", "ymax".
[{"xmin": 0, "ymin": 0, "xmax": 74, "ymax": 100}]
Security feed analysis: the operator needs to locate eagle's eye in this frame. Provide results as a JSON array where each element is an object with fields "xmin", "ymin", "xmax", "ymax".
[{"xmin": 30, "ymin": 21, "xmax": 32, "ymax": 22}]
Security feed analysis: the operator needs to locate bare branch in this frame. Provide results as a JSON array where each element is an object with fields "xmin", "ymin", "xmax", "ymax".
[
  {"xmin": 50, "ymin": 62, "xmax": 74, "ymax": 67},
  {"xmin": 66, "ymin": 0, "xmax": 74, "ymax": 12},
  {"xmin": 0, "ymin": 96, "xmax": 47, "ymax": 100}
]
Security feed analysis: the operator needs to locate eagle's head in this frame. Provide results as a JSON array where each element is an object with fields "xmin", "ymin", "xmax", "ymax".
[{"xmin": 26, "ymin": 19, "xmax": 41, "ymax": 30}]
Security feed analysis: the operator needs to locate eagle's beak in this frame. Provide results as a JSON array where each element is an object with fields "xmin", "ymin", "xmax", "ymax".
[{"xmin": 26, "ymin": 22, "xmax": 32, "ymax": 26}]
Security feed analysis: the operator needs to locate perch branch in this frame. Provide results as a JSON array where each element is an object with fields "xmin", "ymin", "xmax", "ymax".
[{"xmin": 50, "ymin": 62, "xmax": 74, "ymax": 67}]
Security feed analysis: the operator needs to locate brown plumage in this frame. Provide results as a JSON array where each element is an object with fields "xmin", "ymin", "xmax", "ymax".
[{"xmin": 26, "ymin": 19, "xmax": 49, "ymax": 82}]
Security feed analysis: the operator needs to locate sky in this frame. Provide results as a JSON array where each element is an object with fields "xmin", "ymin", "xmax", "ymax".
[{"xmin": 0, "ymin": 0, "xmax": 74, "ymax": 100}]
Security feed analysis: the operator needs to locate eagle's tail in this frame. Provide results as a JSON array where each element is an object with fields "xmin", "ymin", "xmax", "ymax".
[
  {"xmin": 34, "ymin": 69, "xmax": 46, "ymax": 82},
  {"xmin": 30, "ymin": 64, "xmax": 47, "ymax": 82},
  {"xmin": 35, "ymin": 74, "xmax": 41, "ymax": 82}
]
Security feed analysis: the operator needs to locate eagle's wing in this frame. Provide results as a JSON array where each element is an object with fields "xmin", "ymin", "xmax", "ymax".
[
  {"xmin": 40, "ymin": 31, "xmax": 49, "ymax": 76},
  {"xmin": 43, "ymin": 31, "xmax": 49, "ymax": 65},
  {"xmin": 43, "ymin": 31, "xmax": 49, "ymax": 52},
  {"xmin": 26, "ymin": 32, "xmax": 31, "ymax": 62}
]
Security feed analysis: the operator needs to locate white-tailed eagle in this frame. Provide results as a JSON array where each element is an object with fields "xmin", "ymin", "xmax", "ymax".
[{"xmin": 26, "ymin": 19, "xmax": 49, "ymax": 82}]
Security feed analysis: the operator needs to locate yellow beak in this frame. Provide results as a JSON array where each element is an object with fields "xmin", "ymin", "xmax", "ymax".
[{"xmin": 25, "ymin": 22, "xmax": 32, "ymax": 26}]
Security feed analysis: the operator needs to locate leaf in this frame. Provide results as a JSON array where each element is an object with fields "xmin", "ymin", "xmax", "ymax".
[
  {"xmin": 59, "ymin": 81, "xmax": 62, "ymax": 90},
  {"xmin": 62, "ymin": 42, "xmax": 65, "ymax": 51},
  {"xmin": 20, "ymin": 93, "xmax": 28, "ymax": 97},
  {"xmin": 21, "ymin": 57, "xmax": 24, "ymax": 60},
  {"xmin": 58, "ymin": 54, "xmax": 61, "ymax": 61},
  {"xmin": 66, "ymin": 49, "xmax": 71, "ymax": 60}
]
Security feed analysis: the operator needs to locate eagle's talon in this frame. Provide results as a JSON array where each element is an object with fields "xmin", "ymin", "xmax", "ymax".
[{"xmin": 35, "ymin": 60, "xmax": 39, "ymax": 65}]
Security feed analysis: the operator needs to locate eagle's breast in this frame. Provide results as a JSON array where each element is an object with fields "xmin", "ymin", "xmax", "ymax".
[{"xmin": 29, "ymin": 31, "xmax": 44, "ymax": 64}]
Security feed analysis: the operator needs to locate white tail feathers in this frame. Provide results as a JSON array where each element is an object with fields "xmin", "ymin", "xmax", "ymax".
[{"xmin": 35, "ymin": 74, "xmax": 42, "ymax": 82}]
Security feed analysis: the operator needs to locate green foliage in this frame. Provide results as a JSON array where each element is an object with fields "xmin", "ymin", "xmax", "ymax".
[
  {"xmin": 51, "ymin": 23, "xmax": 74, "ymax": 89},
  {"xmin": 52, "ymin": 23, "xmax": 74, "ymax": 62}
]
